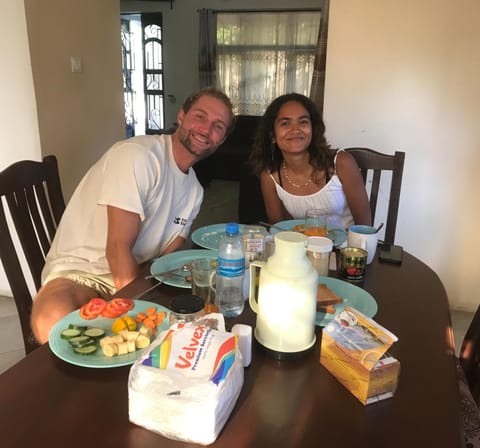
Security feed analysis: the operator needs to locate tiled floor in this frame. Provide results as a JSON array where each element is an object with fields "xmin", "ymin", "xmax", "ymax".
[
  {"xmin": 0, "ymin": 296, "xmax": 25, "ymax": 374},
  {"xmin": 0, "ymin": 179, "xmax": 475, "ymax": 374}
]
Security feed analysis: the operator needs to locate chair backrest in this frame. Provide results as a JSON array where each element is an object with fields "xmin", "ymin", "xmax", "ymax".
[
  {"xmin": 238, "ymin": 162, "xmax": 268, "ymax": 225},
  {"xmin": 345, "ymin": 148, "xmax": 405, "ymax": 245},
  {"xmin": 0, "ymin": 155, "xmax": 65, "ymax": 353},
  {"xmin": 460, "ymin": 305, "xmax": 480, "ymax": 405}
]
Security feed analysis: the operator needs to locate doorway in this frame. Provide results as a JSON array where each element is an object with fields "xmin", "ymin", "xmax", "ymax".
[{"xmin": 121, "ymin": 13, "xmax": 165, "ymax": 137}]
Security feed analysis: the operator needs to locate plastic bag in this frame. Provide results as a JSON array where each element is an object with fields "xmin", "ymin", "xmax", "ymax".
[{"xmin": 128, "ymin": 314, "xmax": 244, "ymax": 445}]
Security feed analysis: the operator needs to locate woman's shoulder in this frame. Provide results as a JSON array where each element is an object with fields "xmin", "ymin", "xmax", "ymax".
[
  {"xmin": 334, "ymin": 148, "xmax": 356, "ymax": 165},
  {"xmin": 333, "ymin": 149, "xmax": 361, "ymax": 179}
]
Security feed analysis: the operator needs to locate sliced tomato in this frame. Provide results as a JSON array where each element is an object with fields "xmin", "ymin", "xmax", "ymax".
[
  {"xmin": 79, "ymin": 306, "xmax": 97, "ymax": 320},
  {"xmin": 100, "ymin": 301, "xmax": 124, "ymax": 318},
  {"xmin": 79, "ymin": 298, "xmax": 107, "ymax": 320},
  {"xmin": 109, "ymin": 298, "xmax": 134, "ymax": 312}
]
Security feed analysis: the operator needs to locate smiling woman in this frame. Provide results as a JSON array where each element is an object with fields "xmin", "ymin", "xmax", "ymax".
[{"xmin": 248, "ymin": 93, "xmax": 371, "ymax": 228}]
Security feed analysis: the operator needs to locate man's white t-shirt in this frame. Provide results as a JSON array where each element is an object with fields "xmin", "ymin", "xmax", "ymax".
[{"xmin": 42, "ymin": 134, "xmax": 203, "ymax": 283}]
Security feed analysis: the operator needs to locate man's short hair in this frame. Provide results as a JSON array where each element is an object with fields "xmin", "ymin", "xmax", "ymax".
[{"xmin": 182, "ymin": 87, "xmax": 236, "ymax": 135}]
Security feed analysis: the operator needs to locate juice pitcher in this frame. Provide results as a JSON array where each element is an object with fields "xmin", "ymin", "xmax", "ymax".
[{"xmin": 249, "ymin": 231, "xmax": 317, "ymax": 359}]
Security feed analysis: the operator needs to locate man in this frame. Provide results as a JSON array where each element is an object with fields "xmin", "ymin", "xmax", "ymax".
[{"xmin": 32, "ymin": 87, "xmax": 235, "ymax": 343}]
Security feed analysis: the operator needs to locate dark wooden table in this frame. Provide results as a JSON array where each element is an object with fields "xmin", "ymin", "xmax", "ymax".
[{"xmin": 0, "ymin": 250, "xmax": 462, "ymax": 447}]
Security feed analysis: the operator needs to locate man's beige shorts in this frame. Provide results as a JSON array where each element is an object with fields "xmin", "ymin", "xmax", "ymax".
[{"xmin": 43, "ymin": 270, "xmax": 116, "ymax": 298}]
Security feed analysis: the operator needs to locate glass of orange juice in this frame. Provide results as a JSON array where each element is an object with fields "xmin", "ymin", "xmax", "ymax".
[
  {"xmin": 304, "ymin": 209, "xmax": 327, "ymax": 237},
  {"xmin": 190, "ymin": 258, "xmax": 219, "ymax": 313}
]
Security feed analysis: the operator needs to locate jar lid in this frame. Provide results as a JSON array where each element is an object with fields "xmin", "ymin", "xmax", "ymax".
[
  {"xmin": 169, "ymin": 294, "xmax": 204, "ymax": 315},
  {"xmin": 307, "ymin": 236, "xmax": 333, "ymax": 253}
]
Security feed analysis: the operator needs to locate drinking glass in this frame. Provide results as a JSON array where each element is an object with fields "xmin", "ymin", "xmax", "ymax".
[
  {"xmin": 305, "ymin": 209, "xmax": 327, "ymax": 237},
  {"xmin": 190, "ymin": 258, "xmax": 219, "ymax": 313}
]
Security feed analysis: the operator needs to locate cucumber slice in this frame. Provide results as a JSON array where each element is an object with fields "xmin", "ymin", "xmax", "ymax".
[
  {"xmin": 68, "ymin": 323, "xmax": 88, "ymax": 332},
  {"xmin": 60, "ymin": 328, "xmax": 82, "ymax": 340},
  {"xmin": 68, "ymin": 335, "xmax": 94, "ymax": 347},
  {"xmin": 74, "ymin": 345, "xmax": 97, "ymax": 355},
  {"xmin": 84, "ymin": 328, "xmax": 106, "ymax": 340}
]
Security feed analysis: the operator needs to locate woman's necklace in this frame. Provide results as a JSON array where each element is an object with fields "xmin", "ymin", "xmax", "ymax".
[{"xmin": 281, "ymin": 161, "xmax": 312, "ymax": 189}]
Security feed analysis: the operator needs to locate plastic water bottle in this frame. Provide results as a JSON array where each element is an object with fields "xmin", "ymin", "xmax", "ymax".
[{"xmin": 216, "ymin": 223, "xmax": 245, "ymax": 317}]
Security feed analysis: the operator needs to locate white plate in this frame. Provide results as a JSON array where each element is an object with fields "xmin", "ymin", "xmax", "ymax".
[
  {"xmin": 150, "ymin": 249, "xmax": 217, "ymax": 288},
  {"xmin": 49, "ymin": 300, "xmax": 169, "ymax": 368}
]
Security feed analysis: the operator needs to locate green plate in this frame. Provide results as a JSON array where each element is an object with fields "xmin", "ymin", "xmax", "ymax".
[
  {"xmin": 272, "ymin": 219, "xmax": 347, "ymax": 248},
  {"xmin": 316, "ymin": 277, "xmax": 377, "ymax": 327},
  {"xmin": 191, "ymin": 223, "xmax": 251, "ymax": 250},
  {"xmin": 150, "ymin": 249, "xmax": 217, "ymax": 288},
  {"xmin": 49, "ymin": 300, "xmax": 169, "ymax": 368}
]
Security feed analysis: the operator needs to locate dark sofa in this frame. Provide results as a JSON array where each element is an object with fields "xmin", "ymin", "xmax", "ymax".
[{"xmin": 193, "ymin": 115, "xmax": 260, "ymax": 186}]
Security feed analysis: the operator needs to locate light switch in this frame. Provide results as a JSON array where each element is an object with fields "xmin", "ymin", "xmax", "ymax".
[{"xmin": 70, "ymin": 56, "xmax": 82, "ymax": 73}]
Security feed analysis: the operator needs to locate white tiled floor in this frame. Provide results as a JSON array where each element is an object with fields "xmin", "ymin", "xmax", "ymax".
[
  {"xmin": 0, "ymin": 179, "xmax": 475, "ymax": 374},
  {"xmin": 0, "ymin": 296, "xmax": 25, "ymax": 374}
]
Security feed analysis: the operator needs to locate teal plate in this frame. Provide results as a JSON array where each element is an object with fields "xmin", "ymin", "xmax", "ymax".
[
  {"xmin": 316, "ymin": 277, "xmax": 377, "ymax": 327},
  {"xmin": 150, "ymin": 249, "xmax": 217, "ymax": 288},
  {"xmin": 49, "ymin": 300, "xmax": 169, "ymax": 368},
  {"xmin": 191, "ymin": 223, "xmax": 251, "ymax": 250},
  {"xmin": 271, "ymin": 219, "xmax": 347, "ymax": 247}
]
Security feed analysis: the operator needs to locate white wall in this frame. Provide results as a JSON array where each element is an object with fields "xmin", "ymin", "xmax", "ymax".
[
  {"xmin": 325, "ymin": 0, "xmax": 480, "ymax": 311},
  {"xmin": 0, "ymin": 0, "xmax": 41, "ymax": 295},
  {"xmin": 0, "ymin": 0, "xmax": 41, "ymax": 167}
]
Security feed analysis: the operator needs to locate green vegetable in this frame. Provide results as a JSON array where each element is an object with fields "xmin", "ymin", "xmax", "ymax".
[
  {"xmin": 84, "ymin": 328, "xmax": 105, "ymax": 340},
  {"xmin": 73, "ymin": 345, "xmax": 97, "ymax": 355},
  {"xmin": 60, "ymin": 328, "xmax": 82, "ymax": 340},
  {"xmin": 68, "ymin": 335, "xmax": 94, "ymax": 348}
]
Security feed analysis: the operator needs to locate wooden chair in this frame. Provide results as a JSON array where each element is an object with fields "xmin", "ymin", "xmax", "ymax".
[
  {"xmin": 0, "ymin": 156, "xmax": 65, "ymax": 354},
  {"xmin": 457, "ymin": 306, "xmax": 480, "ymax": 446},
  {"xmin": 238, "ymin": 162, "xmax": 268, "ymax": 225},
  {"xmin": 345, "ymin": 148, "xmax": 405, "ymax": 245},
  {"xmin": 459, "ymin": 305, "xmax": 480, "ymax": 405}
]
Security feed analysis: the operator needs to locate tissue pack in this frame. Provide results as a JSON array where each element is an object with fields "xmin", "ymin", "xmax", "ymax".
[
  {"xmin": 128, "ymin": 316, "xmax": 243, "ymax": 445},
  {"xmin": 320, "ymin": 307, "xmax": 400, "ymax": 405}
]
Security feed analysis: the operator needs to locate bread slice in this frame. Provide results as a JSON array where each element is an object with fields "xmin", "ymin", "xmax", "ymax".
[
  {"xmin": 317, "ymin": 283, "xmax": 343, "ymax": 312},
  {"xmin": 318, "ymin": 304, "xmax": 336, "ymax": 314}
]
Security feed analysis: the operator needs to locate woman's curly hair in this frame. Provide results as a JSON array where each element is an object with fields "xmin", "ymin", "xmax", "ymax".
[{"xmin": 249, "ymin": 93, "xmax": 334, "ymax": 181}]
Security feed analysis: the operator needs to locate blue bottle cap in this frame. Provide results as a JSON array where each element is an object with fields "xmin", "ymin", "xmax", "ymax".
[{"xmin": 226, "ymin": 222, "xmax": 239, "ymax": 234}]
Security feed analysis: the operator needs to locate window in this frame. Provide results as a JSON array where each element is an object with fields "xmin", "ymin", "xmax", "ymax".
[
  {"xmin": 216, "ymin": 11, "xmax": 321, "ymax": 115},
  {"xmin": 121, "ymin": 13, "xmax": 165, "ymax": 137}
]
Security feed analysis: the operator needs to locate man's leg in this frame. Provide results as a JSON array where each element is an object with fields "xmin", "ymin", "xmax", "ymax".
[{"xmin": 31, "ymin": 278, "xmax": 99, "ymax": 344}]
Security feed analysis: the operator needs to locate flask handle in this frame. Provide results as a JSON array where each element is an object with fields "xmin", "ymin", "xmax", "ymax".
[{"xmin": 249, "ymin": 260, "xmax": 265, "ymax": 313}]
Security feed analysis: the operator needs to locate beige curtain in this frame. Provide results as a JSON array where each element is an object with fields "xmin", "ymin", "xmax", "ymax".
[{"xmin": 216, "ymin": 11, "xmax": 321, "ymax": 115}]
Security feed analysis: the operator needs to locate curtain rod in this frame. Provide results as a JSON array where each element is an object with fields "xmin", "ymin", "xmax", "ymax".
[{"xmin": 197, "ymin": 8, "xmax": 322, "ymax": 14}]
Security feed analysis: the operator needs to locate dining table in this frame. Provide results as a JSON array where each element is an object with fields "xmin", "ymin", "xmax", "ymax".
[{"xmin": 0, "ymin": 248, "xmax": 463, "ymax": 448}]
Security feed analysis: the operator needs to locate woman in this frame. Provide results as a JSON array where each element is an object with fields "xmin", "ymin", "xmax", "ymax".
[{"xmin": 249, "ymin": 93, "xmax": 371, "ymax": 229}]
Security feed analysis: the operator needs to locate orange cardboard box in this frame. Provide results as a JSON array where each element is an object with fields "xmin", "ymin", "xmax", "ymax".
[{"xmin": 320, "ymin": 307, "xmax": 400, "ymax": 405}]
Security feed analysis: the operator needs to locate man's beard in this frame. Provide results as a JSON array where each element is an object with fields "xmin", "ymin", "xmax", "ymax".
[{"xmin": 177, "ymin": 126, "xmax": 218, "ymax": 160}]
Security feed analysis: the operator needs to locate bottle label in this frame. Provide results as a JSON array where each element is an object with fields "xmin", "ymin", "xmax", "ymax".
[{"xmin": 218, "ymin": 256, "xmax": 245, "ymax": 278}]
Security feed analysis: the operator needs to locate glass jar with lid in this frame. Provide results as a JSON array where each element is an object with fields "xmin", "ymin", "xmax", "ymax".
[{"xmin": 169, "ymin": 294, "xmax": 205, "ymax": 326}]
